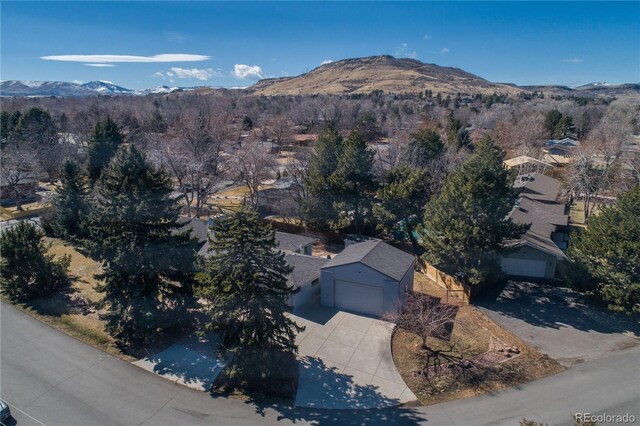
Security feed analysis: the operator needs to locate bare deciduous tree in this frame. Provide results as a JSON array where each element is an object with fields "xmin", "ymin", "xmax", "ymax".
[
  {"xmin": 382, "ymin": 293, "xmax": 459, "ymax": 351},
  {"xmin": 235, "ymin": 141, "xmax": 276, "ymax": 209}
]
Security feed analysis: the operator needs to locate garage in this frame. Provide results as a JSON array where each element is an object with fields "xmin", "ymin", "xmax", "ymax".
[
  {"xmin": 501, "ymin": 257, "xmax": 547, "ymax": 278},
  {"xmin": 334, "ymin": 280, "xmax": 384, "ymax": 316},
  {"xmin": 320, "ymin": 239, "xmax": 416, "ymax": 316}
]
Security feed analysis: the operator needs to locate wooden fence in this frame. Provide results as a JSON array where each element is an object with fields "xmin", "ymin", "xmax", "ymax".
[{"xmin": 417, "ymin": 259, "xmax": 482, "ymax": 304}]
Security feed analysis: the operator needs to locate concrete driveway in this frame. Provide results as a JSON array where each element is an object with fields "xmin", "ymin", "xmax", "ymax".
[
  {"xmin": 290, "ymin": 302, "xmax": 417, "ymax": 409},
  {"xmin": 133, "ymin": 332, "xmax": 227, "ymax": 391},
  {"xmin": 476, "ymin": 281, "xmax": 639, "ymax": 366}
]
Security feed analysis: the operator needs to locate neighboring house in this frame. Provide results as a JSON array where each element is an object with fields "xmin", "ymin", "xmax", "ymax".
[
  {"xmin": 542, "ymin": 137, "xmax": 580, "ymax": 165},
  {"xmin": 320, "ymin": 239, "xmax": 416, "ymax": 316},
  {"xmin": 255, "ymin": 186, "xmax": 302, "ymax": 216},
  {"xmin": 513, "ymin": 172, "xmax": 563, "ymax": 203},
  {"xmin": 285, "ymin": 253, "xmax": 328, "ymax": 309},
  {"xmin": 501, "ymin": 173, "xmax": 568, "ymax": 279},
  {"xmin": 0, "ymin": 172, "xmax": 38, "ymax": 207},
  {"xmin": 275, "ymin": 231, "xmax": 316, "ymax": 255}
]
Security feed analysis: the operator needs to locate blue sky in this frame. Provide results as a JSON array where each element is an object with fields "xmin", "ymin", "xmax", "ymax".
[{"xmin": 1, "ymin": 1, "xmax": 638, "ymax": 89}]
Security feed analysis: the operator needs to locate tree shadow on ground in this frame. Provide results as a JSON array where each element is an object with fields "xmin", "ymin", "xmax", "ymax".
[
  {"xmin": 476, "ymin": 280, "xmax": 640, "ymax": 335},
  {"xmin": 140, "ymin": 332, "xmax": 225, "ymax": 390},
  {"xmin": 233, "ymin": 356, "xmax": 424, "ymax": 425}
]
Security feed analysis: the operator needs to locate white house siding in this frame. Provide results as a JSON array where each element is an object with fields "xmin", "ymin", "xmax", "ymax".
[{"xmin": 291, "ymin": 279, "xmax": 320, "ymax": 309}]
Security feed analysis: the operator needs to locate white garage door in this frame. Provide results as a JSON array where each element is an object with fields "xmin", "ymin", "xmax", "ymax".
[
  {"xmin": 501, "ymin": 257, "xmax": 547, "ymax": 278},
  {"xmin": 334, "ymin": 280, "xmax": 384, "ymax": 316}
]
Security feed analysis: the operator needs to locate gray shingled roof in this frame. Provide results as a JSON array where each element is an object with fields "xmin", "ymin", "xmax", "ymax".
[
  {"xmin": 176, "ymin": 217, "xmax": 210, "ymax": 244},
  {"xmin": 513, "ymin": 172, "xmax": 562, "ymax": 202},
  {"xmin": 507, "ymin": 193, "xmax": 568, "ymax": 260},
  {"xmin": 285, "ymin": 253, "xmax": 328, "ymax": 288},
  {"xmin": 322, "ymin": 239, "xmax": 416, "ymax": 282},
  {"xmin": 275, "ymin": 231, "xmax": 317, "ymax": 252}
]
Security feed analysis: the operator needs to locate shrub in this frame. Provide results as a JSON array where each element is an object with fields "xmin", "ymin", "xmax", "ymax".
[{"xmin": 1, "ymin": 221, "xmax": 70, "ymax": 301}]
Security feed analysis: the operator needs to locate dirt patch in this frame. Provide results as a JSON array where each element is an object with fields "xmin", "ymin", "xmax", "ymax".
[{"xmin": 395, "ymin": 273, "xmax": 564, "ymax": 405}]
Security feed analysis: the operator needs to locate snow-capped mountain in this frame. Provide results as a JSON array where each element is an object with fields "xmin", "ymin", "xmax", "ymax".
[
  {"xmin": 0, "ymin": 80, "xmax": 188, "ymax": 97},
  {"xmin": 80, "ymin": 80, "xmax": 133, "ymax": 94}
]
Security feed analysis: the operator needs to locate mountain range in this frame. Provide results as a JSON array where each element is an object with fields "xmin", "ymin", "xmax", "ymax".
[
  {"xmin": 0, "ymin": 80, "xmax": 185, "ymax": 97},
  {"xmin": 2, "ymin": 56, "xmax": 638, "ymax": 98}
]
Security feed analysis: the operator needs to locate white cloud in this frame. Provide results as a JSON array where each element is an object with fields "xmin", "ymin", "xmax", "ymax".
[
  {"xmin": 84, "ymin": 63, "xmax": 116, "ymax": 67},
  {"xmin": 395, "ymin": 43, "xmax": 418, "ymax": 59},
  {"xmin": 170, "ymin": 67, "xmax": 220, "ymax": 80},
  {"xmin": 562, "ymin": 58, "xmax": 583, "ymax": 63},
  {"xmin": 41, "ymin": 54, "xmax": 210, "ymax": 63},
  {"xmin": 423, "ymin": 34, "xmax": 431, "ymax": 40},
  {"xmin": 440, "ymin": 48, "xmax": 450, "ymax": 54},
  {"xmin": 233, "ymin": 64, "xmax": 266, "ymax": 80},
  {"xmin": 152, "ymin": 72, "xmax": 166, "ymax": 79},
  {"xmin": 321, "ymin": 59, "xmax": 334, "ymax": 65}
]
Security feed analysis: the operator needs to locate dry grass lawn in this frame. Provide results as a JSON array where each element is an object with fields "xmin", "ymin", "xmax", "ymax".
[
  {"xmin": 393, "ymin": 273, "xmax": 563, "ymax": 405},
  {"xmin": 569, "ymin": 200, "xmax": 604, "ymax": 226},
  {"xmin": 7, "ymin": 238, "xmax": 129, "ymax": 358}
]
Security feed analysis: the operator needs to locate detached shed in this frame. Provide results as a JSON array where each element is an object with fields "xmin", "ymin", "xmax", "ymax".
[{"xmin": 320, "ymin": 240, "xmax": 416, "ymax": 316}]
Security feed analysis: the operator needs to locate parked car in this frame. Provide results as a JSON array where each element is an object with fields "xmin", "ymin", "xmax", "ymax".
[{"xmin": 0, "ymin": 399, "xmax": 11, "ymax": 423}]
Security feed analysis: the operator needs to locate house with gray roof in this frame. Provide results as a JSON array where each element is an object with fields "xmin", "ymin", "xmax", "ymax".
[
  {"xmin": 285, "ymin": 253, "xmax": 328, "ymax": 309},
  {"xmin": 501, "ymin": 174, "xmax": 568, "ymax": 279},
  {"xmin": 320, "ymin": 239, "xmax": 416, "ymax": 316},
  {"xmin": 275, "ymin": 231, "xmax": 316, "ymax": 255},
  {"xmin": 513, "ymin": 172, "xmax": 563, "ymax": 203}
]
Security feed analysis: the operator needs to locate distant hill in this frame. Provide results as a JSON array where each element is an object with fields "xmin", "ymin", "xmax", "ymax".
[{"xmin": 251, "ymin": 55, "xmax": 522, "ymax": 96}]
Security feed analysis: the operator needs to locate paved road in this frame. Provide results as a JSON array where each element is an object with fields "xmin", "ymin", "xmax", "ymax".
[
  {"xmin": 2, "ymin": 303, "xmax": 639, "ymax": 425},
  {"xmin": 476, "ymin": 281, "xmax": 640, "ymax": 366}
]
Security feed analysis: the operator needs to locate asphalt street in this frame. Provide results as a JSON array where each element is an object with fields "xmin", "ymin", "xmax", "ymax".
[{"xmin": 1, "ymin": 302, "xmax": 638, "ymax": 425}]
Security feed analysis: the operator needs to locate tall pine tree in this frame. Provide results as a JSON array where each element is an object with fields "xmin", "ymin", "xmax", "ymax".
[
  {"xmin": 87, "ymin": 116, "xmax": 123, "ymax": 184},
  {"xmin": 301, "ymin": 125, "xmax": 344, "ymax": 229},
  {"xmin": 196, "ymin": 209, "xmax": 302, "ymax": 359},
  {"xmin": 330, "ymin": 130, "xmax": 377, "ymax": 233},
  {"xmin": 401, "ymin": 128, "xmax": 444, "ymax": 168},
  {"xmin": 567, "ymin": 185, "xmax": 640, "ymax": 314},
  {"xmin": 49, "ymin": 159, "xmax": 89, "ymax": 239},
  {"xmin": 422, "ymin": 136, "xmax": 527, "ymax": 285},
  {"xmin": 88, "ymin": 145, "xmax": 197, "ymax": 346}
]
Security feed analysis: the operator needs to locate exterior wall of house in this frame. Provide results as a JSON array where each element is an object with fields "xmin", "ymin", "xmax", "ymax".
[
  {"xmin": 320, "ymin": 263, "xmax": 413, "ymax": 316},
  {"xmin": 291, "ymin": 278, "xmax": 320, "ymax": 309},
  {"xmin": 500, "ymin": 246, "xmax": 557, "ymax": 278}
]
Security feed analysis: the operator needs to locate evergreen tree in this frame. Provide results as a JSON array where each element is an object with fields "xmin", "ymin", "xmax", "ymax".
[
  {"xmin": 87, "ymin": 117, "xmax": 123, "ymax": 184},
  {"xmin": 422, "ymin": 136, "xmax": 527, "ymax": 285},
  {"xmin": 444, "ymin": 112, "xmax": 471, "ymax": 151},
  {"xmin": 301, "ymin": 125, "xmax": 343, "ymax": 229},
  {"xmin": 330, "ymin": 130, "xmax": 377, "ymax": 233},
  {"xmin": 0, "ymin": 222, "xmax": 70, "ymax": 301},
  {"xmin": 195, "ymin": 209, "xmax": 302, "ymax": 359},
  {"xmin": 87, "ymin": 145, "xmax": 198, "ymax": 346},
  {"xmin": 49, "ymin": 159, "xmax": 89, "ymax": 240},
  {"xmin": 552, "ymin": 115, "xmax": 575, "ymax": 138},
  {"xmin": 374, "ymin": 166, "xmax": 430, "ymax": 247},
  {"xmin": 0, "ymin": 111, "xmax": 10, "ymax": 146},
  {"xmin": 543, "ymin": 109, "xmax": 564, "ymax": 137},
  {"xmin": 567, "ymin": 185, "xmax": 640, "ymax": 314},
  {"xmin": 401, "ymin": 128, "xmax": 444, "ymax": 168}
]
